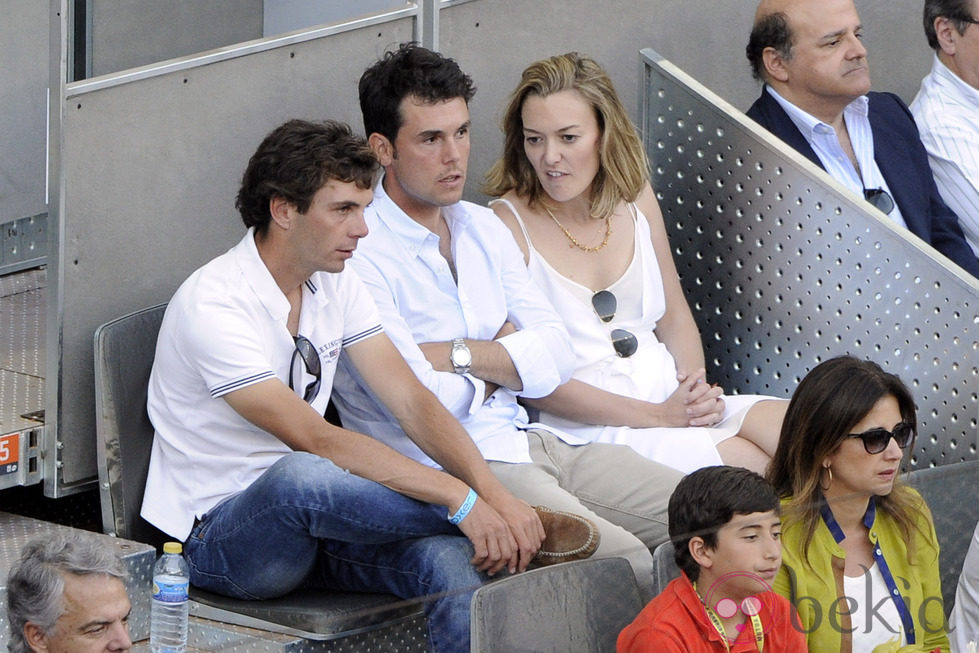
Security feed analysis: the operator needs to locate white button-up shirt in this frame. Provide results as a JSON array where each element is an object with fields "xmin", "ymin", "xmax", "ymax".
[
  {"xmin": 911, "ymin": 55, "xmax": 979, "ymax": 257},
  {"xmin": 333, "ymin": 178, "xmax": 579, "ymax": 468},
  {"xmin": 767, "ymin": 85, "xmax": 908, "ymax": 229}
]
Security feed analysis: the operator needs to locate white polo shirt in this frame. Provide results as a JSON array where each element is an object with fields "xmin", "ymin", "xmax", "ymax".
[{"xmin": 141, "ymin": 228, "xmax": 382, "ymax": 541}]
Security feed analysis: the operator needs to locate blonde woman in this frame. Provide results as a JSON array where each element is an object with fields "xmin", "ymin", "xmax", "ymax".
[{"xmin": 486, "ymin": 53, "xmax": 784, "ymax": 473}]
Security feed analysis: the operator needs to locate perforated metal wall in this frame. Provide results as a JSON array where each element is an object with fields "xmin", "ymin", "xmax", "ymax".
[
  {"xmin": 179, "ymin": 615, "xmax": 428, "ymax": 652},
  {"xmin": 640, "ymin": 49, "xmax": 979, "ymax": 469}
]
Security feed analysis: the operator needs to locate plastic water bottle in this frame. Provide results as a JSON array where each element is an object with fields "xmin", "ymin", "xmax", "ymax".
[{"xmin": 151, "ymin": 541, "xmax": 189, "ymax": 653}]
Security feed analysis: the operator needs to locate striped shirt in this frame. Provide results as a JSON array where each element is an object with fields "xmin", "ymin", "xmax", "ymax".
[
  {"xmin": 766, "ymin": 85, "xmax": 908, "ymax": 229},
  {"xmin": 911, "ymin": 55, "xmax": 979, "ymax": 257}
]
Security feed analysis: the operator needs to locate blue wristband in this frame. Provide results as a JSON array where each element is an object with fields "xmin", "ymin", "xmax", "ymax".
[{"xmin": 448, "ymin": 488, "xmax": 478, "ymax": 525}]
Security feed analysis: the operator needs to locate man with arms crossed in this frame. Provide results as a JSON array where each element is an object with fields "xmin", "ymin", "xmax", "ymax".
[
  {"xmin": 912, "ymin": 0, "xmax": 979, "ymax": 258},
  {"xmin": 745, "ymin": 0, "xmax": 979, "ymax": 278},
  {"xmin": 140, "ymin": 119, "xmax": 579, "ymax": 652},
  {"xmin": 334, "ymin": 43, "xmax": 684, "ymax": 600}
]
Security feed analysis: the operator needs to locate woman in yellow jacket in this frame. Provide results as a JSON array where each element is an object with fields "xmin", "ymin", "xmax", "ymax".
[{"xmin": 767, "ymin": 356, "xmax": 949, "ymax": 652}]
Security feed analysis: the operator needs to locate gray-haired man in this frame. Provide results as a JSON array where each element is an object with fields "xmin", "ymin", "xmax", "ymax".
[{"xmin": 6, "ymin": 531, "xmax": 132, "ymax": 653}]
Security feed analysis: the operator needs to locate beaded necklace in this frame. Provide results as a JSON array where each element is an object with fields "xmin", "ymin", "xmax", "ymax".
[{"xmin": 543, "ymin": 205, "xmax": 611, "ymax": 252}]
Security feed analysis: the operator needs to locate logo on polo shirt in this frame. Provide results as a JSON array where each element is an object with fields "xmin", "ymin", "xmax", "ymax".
[{"xmin": 320, "ymin": 339, "xmax": 341, "ymax": 365}]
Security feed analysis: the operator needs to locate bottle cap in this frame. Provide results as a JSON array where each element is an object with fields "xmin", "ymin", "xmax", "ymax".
[{"xmin": 163, "ymin": 541, "xmax": 183, "ymax": 554}]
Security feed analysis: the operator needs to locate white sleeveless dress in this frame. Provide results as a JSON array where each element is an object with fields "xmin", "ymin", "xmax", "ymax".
[{"xmin": 494, "ymin": 198, "xmax": 773, "ymax": 473}]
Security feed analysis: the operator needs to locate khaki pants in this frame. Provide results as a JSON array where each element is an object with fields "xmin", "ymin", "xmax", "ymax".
[{"xmin": 490, "ymin": 429, "xmax": 683, "ymax": 600}]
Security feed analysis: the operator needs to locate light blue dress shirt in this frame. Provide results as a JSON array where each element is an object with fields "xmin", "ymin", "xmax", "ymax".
[{"xmin": 766, "ymin": 85, "xmax": 908, "ymax": 229}]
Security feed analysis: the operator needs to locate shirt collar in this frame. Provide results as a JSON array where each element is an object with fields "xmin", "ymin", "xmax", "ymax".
[
  {"xmin": 932, "ymin": 53, "xmax": 979, "ymax": 104},
  {"xmin": 765, "ymin": 84, "xmax": 870, "ymax": 139},
  {"xmin": 677, "ymin": 574, "xmax": 726, "ymax": 643},
  {"xmin": 819, "ymin": 494, "xmax": 877, "ymax": 543},
  {"xmin": 233, "ymin": 227, "xmax": 327, "ymax": 322},
  {"xmin": 371, "ymin": 173, "xmax": 473, "ymax": 256}
]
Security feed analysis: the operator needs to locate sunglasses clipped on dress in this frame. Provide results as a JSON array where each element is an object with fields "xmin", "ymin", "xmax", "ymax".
[{"xmin": 591, "ymin": 289, "xmax": 638, "ymax": 358}]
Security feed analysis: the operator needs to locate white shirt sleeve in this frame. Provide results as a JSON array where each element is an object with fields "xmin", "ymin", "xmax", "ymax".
[
  {"xmin": 178, "ymin": 287, "xmax": 278, "ymax": 398},
  {"xmin": 486, "ymin": 218, "xmax": 576, "ymax": 398},
  {"xmin": 916, "ymin": 118, "xmax": 979, "ymax": 257}
]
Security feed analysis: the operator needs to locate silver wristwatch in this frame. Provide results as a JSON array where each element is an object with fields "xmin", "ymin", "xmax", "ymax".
[{"xmin": 450, "ymin": 338, "xmax": 472, "ymax": 374}]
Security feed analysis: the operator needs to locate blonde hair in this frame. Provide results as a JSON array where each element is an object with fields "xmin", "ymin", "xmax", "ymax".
[{"xmin": 484, "ymin": 52, "xmax": 649, "ymax": 219}]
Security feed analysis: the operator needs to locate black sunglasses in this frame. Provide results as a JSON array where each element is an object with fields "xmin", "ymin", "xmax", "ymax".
[
  {"xmin": 289, "ymin": 335, "xmax": 322, "ymax": 403},
  {"xmin": 863, "ymin": 188, "xmax": 894, "ymax": 215},
  {"xmin": 591, "ymin": 290, "xmax": 638, "ymax": 358},
  {"xmin": 847, "ymin": 422, "xmax": 915, "ymax": 455}
]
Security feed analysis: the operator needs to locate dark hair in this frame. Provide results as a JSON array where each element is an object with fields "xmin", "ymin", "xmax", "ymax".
[
  {"xmin": 767, "ymin": 356, "xmax": 920, "ymax": 562},
  {"xmin": 358, "ymin": 42, "xmax": 475, "ymax": 143},
  {"xmin": 669, "ymin": 466, "xmax": 780, "ymax": 582},
  {"xmin": 746, "ymin": 11, "xmax": 794, "ymax": 82},
  {"xmin": 235, "ymin": 119, "xmax": 377, "ymax": 235},
  {"xmin": 924, "ymin": 0, "xmax": 976, "ymax": 49}
]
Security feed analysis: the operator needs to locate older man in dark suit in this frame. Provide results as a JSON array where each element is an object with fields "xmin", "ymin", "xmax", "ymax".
[{"xmin": 744, "ymin": 0, "xmax": 979, "ymax": 278}]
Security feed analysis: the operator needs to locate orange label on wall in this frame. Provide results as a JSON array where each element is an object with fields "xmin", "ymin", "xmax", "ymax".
[{"xmin": 0, "ymin": 433, "xmax": 19, "ymax": 467}]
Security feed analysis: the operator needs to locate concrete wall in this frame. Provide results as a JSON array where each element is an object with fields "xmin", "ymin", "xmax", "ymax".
[{"xmin": 651, "ymin": 0, "xmax": 929, "ymax": 113}]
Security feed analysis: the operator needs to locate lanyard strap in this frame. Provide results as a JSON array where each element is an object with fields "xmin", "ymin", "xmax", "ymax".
[
  {"xmin": 695, "ymin": 582, "xmax": 765, "ymax": 652},
  {"xmin": 819, "ymin": 498, "xmax": 916, "ymax": 644}
]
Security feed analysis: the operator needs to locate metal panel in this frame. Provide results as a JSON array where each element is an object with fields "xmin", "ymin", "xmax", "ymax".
[
  {"xmin": 264, "ymin": 0, "xmax": 406, "ymax": 37},
  {"xmin": 0, "ymin": 0, "xmax": 49, "ymax": 225},
  {"xmin": 87, "ymin": 0, "xmax": 264, "ymax": 78},
  {"xmin": 178, "ymin": 614, "xmax": 427, "ymax": 652},
  {"xmin": 0, "ymin": 269, "xmax": 45, "ymax": 489},
  {"xmin": 641, "ymin": 49, "xmax": 979, "ymax": 468},
  {"xmin": 0, "ymin": 214, "xmax": 48, "ymax": 275}
]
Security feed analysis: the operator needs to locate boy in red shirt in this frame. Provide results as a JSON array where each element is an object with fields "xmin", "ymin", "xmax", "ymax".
[{"xmin": 618, "ymin": 466, "xmax": 807, "ymax": 652}]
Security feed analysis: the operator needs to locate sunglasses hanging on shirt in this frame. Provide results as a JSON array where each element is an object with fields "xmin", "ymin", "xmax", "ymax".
[
  {"xmin": 591, "ymin": 289, "xmax": 638, "ymax": 358},
  {"xmin": 289, "ymin": 335, "xmax": 322, "ymax": 403},
  {"xmin": 863, "ymin": 187, "xmax": 894, "ymax": 215}
]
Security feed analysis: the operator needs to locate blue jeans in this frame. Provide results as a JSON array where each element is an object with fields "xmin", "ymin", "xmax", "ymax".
[{"xmin": 183, "ymin": 452, "xmax": 485, "ymax": 652}]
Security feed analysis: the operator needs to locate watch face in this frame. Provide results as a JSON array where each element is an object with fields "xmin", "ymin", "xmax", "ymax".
[{"xmin": 452, "ymin": 346, "xmax": 472, "ymax": 367}]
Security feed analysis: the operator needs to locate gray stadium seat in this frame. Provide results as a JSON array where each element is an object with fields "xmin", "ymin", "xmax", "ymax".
[
  {"xmin": 907, "ymin": 460, "xmax": 979, "ymax": 615},
  {"xmin": 469, "ymin": 557, "xmax": 643, "ymax": 652},
  {"xmin": 652, "ymin": 540, "xmax": 681, "ymax": 596},
  {"xmin": 93, "ymin": 304, "xmax": 425, "ymax": 641}
]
